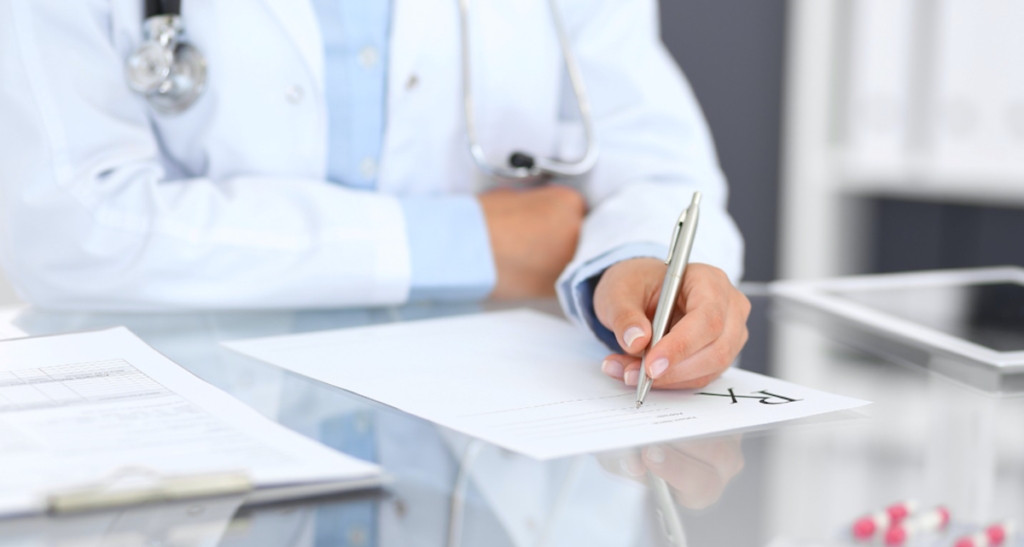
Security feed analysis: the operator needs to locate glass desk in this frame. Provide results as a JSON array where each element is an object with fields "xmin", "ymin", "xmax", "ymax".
[{"xmin": 1, "ymin": 296, "xmax": 1022, "ymax": 547}]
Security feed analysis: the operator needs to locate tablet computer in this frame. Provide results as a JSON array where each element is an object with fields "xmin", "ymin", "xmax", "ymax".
[{"xmin": 772, "ymin": 267, "xmax": 1024, "ymax": 392}]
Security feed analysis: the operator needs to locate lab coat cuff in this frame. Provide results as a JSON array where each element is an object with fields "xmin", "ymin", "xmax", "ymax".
[
  {"xmin": 399, "ymin": 195, "xmax": 497, "ymax": 302},
  {"xmin": 561, "ymin": 242, "xmax": 669, "ymax": 353}
]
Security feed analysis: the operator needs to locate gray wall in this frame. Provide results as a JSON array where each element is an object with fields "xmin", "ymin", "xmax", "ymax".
[
  {"xmin": 659, "ymin": 0, "xmax": 787, "ymax": 282},
  {"xmin": 870, "ymin": 199, "xmax": 1024, "ymax": 273}
]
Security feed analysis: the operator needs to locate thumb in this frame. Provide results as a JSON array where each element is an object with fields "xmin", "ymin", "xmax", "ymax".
[{"xmin": 594, "ymin": 263, "xmax": 656, "ymax": 355}]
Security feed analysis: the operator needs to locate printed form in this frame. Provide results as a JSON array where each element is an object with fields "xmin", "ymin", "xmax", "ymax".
[
  {"xmin": 0, "ymin": 328, "xmax": 380, "ymax": 517},
  {"xmin": 225, "ymin": 309, "xmax": 870, "ymax": 460}
]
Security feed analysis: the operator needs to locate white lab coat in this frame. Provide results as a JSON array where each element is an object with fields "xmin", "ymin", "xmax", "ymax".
[{"xmin": 0, "ymin": 0, "xmax": 743, "ymax": 314}]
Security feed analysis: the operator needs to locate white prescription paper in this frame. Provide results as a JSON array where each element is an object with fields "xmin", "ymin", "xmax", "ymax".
[
  {"xmin": 224, "ymin": 309, "xmax": 870, "ymax": 460},
  {"xmin": 0, "ymin": 328, "xmax": 380, "ymax": 517}
]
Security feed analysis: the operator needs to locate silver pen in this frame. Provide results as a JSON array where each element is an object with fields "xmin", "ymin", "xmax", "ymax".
[{"xmin": 636, "ymin": 192, "xmax": 701, "ymax": 408}]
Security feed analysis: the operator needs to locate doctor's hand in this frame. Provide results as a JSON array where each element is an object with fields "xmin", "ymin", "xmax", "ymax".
[
  {"xmin": 480, "ymin": 186, "xmax": 586, "ymax": 299},
  {"xmin": 593, "ymin": 259, "xmax": 750, "ymax": 389}
]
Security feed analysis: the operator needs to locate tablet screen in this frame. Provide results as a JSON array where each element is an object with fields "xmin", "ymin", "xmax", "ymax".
[{"xmin": 831, "ymin": 282, "xmax": 1024, "ymax": 352}]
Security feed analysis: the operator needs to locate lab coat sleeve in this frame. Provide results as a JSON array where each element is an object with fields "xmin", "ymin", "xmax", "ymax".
[
  {"xmin": 0, "ymin": 0, "xmax": 410, "ymax": 310},
  {"xmin": 555, "ymin": 0, "xmax": 745, "ymax": 335}
]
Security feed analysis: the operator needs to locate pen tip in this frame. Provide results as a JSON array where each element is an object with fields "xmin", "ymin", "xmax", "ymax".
[{"xmin": 636, "ymin": 401, "xmax": 642, "ymax": 409}]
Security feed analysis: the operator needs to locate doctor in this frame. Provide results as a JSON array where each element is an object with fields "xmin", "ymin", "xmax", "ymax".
[{"xmin": 0, "ymin": 0, "xmax": 749, "ymax": 389}]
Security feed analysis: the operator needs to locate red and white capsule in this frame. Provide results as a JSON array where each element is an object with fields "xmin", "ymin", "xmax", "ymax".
[
  {"xmin": 954, "ymin": 521, "xmax": 1016, "ymax": 547},
  {"xmin": 884, "ymin": 506, "xmax": 950, "ymax": 546},
  {"xmin": 852, "ymin": 500, "xmax": 919, "ymax": 540}
]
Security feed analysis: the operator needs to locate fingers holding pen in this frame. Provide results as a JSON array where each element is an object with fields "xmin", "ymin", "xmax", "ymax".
[
  {"xmin": 652, "ymin": 312, "xmax": 748, "ymax": 389},
  {"xmin": 622, "ymin": 357, "xmax": 719, "ymax": 389},
  {"xmin": 642, "ymin": 297, "xmax": 724, "ymax": 380},
  {"xmin": 600, "ymin": 354, "xmax": 640, "ymax": 384},
  {"xmin": 594, "ymin": 258, "xmax": 664, "ymax": 355},
  {"xmin": 593, "ymin": 260, "xmax": 751, "ymax": 391},
  {"xmin": 645, "ymin": 265, "xmax": 751, "ymax": 388}
]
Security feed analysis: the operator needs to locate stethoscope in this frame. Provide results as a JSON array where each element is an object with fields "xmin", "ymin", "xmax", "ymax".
[
  {"xmin": 125, "ymin": 0, "xmax": 598, "ymax": 179},
  {"xmin": 125, "ymin": 1, "xmax": 207, "ymax": 115},
  {"xmin": 457, "ymin": 0, "xmax": 599, "ymax": 179}
]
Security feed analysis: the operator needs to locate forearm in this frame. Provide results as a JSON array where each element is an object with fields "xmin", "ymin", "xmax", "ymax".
[{"xmin": 1, "ymin": 170, "xmax": 412, "ymax": 310}]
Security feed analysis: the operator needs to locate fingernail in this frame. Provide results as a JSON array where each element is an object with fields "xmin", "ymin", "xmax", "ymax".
[
  {"xmin": 646, "ymin": 446, "xmax": 666, "ymax": 464},
  {"xmin": 649, "ymin": 358, "xmax": 670, "ymax": 379},
  {"xmin": 624, "ymin": 370, "xmax": 639, "ymax": 387},
  {"xmin": 623, "ymin": 326, "xmax": 644, "ymax": 350},
  {"xmin": 601, "ymin": 359, "xmax": 624, "ymax": 380},
  {"xmin": 619, "ymin": 458, "xmax": 645, "ymax": 477}
]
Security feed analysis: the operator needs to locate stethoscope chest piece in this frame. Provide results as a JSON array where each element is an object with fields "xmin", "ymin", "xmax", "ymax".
[{"xmin": 126, "ymin": 14, "xmax": 207, "ymax": 115}]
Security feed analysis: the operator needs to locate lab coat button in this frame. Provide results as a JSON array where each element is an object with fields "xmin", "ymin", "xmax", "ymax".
[
  {"xmin": 285, "ymin": 85, "xmax": 304, "ymax": 104},
  {"xmin": 360, "ymin": 157, "xmax": 377, "ymax": 180},
  {"xmin": 359, "ymin": 46, "xmax": 379, "ymax": 68},
  {"xmin": 406, "ymin": 74, "xmax": 419, "ymax": 90}
]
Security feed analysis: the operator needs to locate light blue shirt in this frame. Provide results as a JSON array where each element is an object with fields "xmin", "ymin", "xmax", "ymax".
[
  {"xmin": 311, "ymin": 0, "xmax": 495, "ymax": 303},
  {"xmin": 310, "ymin": 0, "xmax": 655, "ymax": 351},
  {"xmin": 314, "ymin": 0, "xmax": 389, "ymax": 190}
]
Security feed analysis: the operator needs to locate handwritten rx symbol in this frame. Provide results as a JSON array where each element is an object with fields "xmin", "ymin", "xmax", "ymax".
[{"xmin": 696, "ymin": 388, "xmax": 802, "ymax": 405}]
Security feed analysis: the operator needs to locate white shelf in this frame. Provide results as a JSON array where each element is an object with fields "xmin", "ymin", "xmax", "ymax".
[
  {"xmin": 837, "ymin": 152, "xmax": 1024, "ymax": 207},
  {"xmin": 780, "ymin": 0, "xmax": 1024, "ymax": 278}
]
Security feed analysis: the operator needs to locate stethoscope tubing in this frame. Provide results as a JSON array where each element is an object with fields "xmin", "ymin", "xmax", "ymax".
[
  {"xmin": 130, "ymin": 0, "xmax": 599, "ymax": 179},
  {"xmin": 458, "ymin": 0, "xmax": 600, "ymax": 180}
]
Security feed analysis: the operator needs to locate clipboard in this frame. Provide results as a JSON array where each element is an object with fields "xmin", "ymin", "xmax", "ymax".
[
  {"xmin": 0, "ymin": 328, "xmax": 384, "ymax": 519},
  {"xmin": 43, "ymin": 466, "xmax": 387, "ymax": 515}
]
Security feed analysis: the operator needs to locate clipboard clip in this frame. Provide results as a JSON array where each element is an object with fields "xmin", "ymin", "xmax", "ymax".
[{"xmin": 47, "ymin": 466, "xmax": 252, "ymax": 514}]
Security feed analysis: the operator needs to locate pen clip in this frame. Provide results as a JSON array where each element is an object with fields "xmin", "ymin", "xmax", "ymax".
[{"xmin": 664, "ymin": 207, "xmax": 689, "ymax": 265}]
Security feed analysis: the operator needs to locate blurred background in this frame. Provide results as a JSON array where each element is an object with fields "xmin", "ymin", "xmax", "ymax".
[
  {"xmin": 672, "ymin": 0, "xmax": 1024, "ymax": 284},
  {"xmin": 1, "ymin": 0, "xmax": 1022, "ymax": 304}
]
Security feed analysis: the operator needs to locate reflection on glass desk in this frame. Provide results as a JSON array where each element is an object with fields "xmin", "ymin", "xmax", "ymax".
[
  {"xmin": 1, "ymin": 297, "xmax": 1023, "ymax": 547},
  {"xmin": 834, "ymin": 282, "xmax": 1024, "ymax": 353}
]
